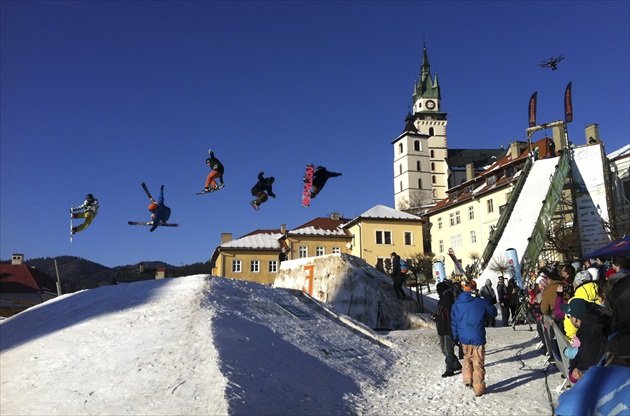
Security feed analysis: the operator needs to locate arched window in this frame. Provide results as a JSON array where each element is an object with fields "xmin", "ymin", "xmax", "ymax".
[
  {"xmin": 431, "ymin": 162, "xmax": 435, "ymax": 171},
  {"xmin": 399, "ymin": 164, "xmax": 403, "ymax": 174},
  {"xmin": 398, "ymin": 143, "xmax": 403, "ymax": 154},
  {"xmin": 416, "ymin": 161, "xmax": 421, "ymax": 171},
  {"xmin": 414, "ymin": 140, "xmax": 421, "ymax": 151},
  {"xmin": 429, "ymin": 127, "xmax": 435, "ymax": 136},
  {"xmin": 433, "ymin": 189, "xmax": 437, "ymax": 198},
  {"xmin": 430, "ymin": 150, "xmax": 435, "ymax": 158},
  {"xmin": 400, "ymin": 181, "xmax": 403, "ymax": 192},
  {"xmin": 418, "ymin": 178, "xmax": 423, "ymax": 189},
  {"xmin": 432, "ymin": 175, "xmax": 436, "ymax": 184}
]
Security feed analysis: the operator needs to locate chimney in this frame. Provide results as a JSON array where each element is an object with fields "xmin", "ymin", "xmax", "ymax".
[
  {"xmin": 11, "ymin": 254, "xmax": 24, "ymax": 265},
  {"xmin": 331, "ymin": 212, "xmax": 340, "ymax": 221},
  {"xmin": 509, "ymin": 141, "xmax": 521, "ymax": 159},
  {"xmin": 221, "ymin": 233, "xmax": 233, "ymax": 244},
  {"xmin": 552, "ymin": 126, "xmax": 567, "ymax": 150},
  {"xmin": 280, "ymin": 224, "xmax": 286, "ymax": 234},
  {"xmin": 585, "ymin": 124, "xmax": 601, "ymax": 145},
  {"xmin": 465, "ymin": 163, "xmax": 475, "ymax": 181}
]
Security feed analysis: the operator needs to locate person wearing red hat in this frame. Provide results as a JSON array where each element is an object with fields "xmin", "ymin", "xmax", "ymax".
[{"xmin": 147, "ymin": 185, "xmax": 171, "ymax": 232}]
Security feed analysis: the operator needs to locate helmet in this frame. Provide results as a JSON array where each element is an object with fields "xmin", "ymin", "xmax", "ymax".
[
  {"xmin": 148, "ymin": 202, "xmax": 158, "ymax": 211},
  {"xmin": 205, "ymin": 158, "xmax": 212, "ymax": 164},
  {"xmin": 268, "ymin": 177, "xmax": 275, "ymax": 183},
  {"xmin": 316, "ymin": 166, "xmax": 324, "ymax": 171},
  {"xmin": 86, "ymin": 194, "xmax": 94, "ymax": 201}
]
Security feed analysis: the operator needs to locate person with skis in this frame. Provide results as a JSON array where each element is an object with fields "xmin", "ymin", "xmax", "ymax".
[
  {"xmin": 390, "ymin": 252, "xmax": 408, "ymax": 300},
  {"xmin": 432, "ymin": 281, "xmax": 462, "ymax": 378},
  {"xmin": 71, "ymin": 193, "xmax": 99, "ymax": 234},
  {"xmin": 148, "ymin": 185, "xmax": 171, "ymax": 232},
  {"xmin": 310, "ymin": 166, "xmax": 341, "ymax": 199},
  {"xmin": 204, "ymin": 149, "xmax": 225, "ymax": 192},
  {"xmin": 250, "ymin": 172, "xmax": 275, "ymax": 210}
]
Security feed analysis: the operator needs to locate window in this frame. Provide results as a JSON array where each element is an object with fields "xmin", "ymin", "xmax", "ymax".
[
  {"xmin": 414, "ymin": 140, "xmax": 421, "ymax": 151},
  {"xmin": 433, "ymin": 189, "xmax": 437, "ymax": 198},
  {"xmin": 268, "ymin": 260, "xmax": 278, "ymax": 273},
  {"xmin": 332, "ymin": 246, "xmax": 341, "ymax": 254},
  {"xmin": 487, "ymin": 199, "xmax": 494, "ymax": 213},
  {"xmin": 376, "ymin": 230, "xmax": 392, "ymax": 245},
  {"xmin": 250, "ymin": 260, "xmax": 260, "ymax": 273},
  {"xmin": 404, "ymin": 232, "xmax": 413, "ymax": 246},
  {"xmin": 449, "ymin": 211, "xmax": 460, "ymax": 226},
  {"xmin": 316, "ymin": 246, "xmax": 325, "ymax": 256},
  {"xmin": 232, "ymin": 260, "xmax": 242, "ymax": 273},
  {"xmin": 398, "ymin": 143, "xmax": 403, "ymax": 154},
  {"xmin": 399, "ymin": 164, "xmax": 403, "ymax": 174},
  {"xmin": 468, "ymin": 206, "xmax": 475, "ymax": 220},
  {"xmin": 487, "ymin": 175, "xmax": 496, "ymax": 185},
  {"xmin": 299, "ymin": 246, "xmax": 308, "ymax": 258},
  {"xmin": 449, "ymin": 213, "xmax": 455, "ymax": 226},
  {"xmin": 432, "ymin": 175, "xmax": 436, "ymax": 184},
  {"xmin": 439, "ymin": 239, "xmax": 444, "ymax": 253},
  {"xmin": 430, "ymin": 150, "xmax": 435, "ymax": 158},
  {"xmin": 437, "ymin": 217, "xmax": 443, "ymax": 230},
  {"xmin": 416, "ymin": 161, "xmax": 421, "ymax": 171},
  {"xmin": 455, "ymin": 211, "xmax": 461, "ymax": 224},
  {"xmin": 470, "ymin": 230, "xmax": 477, "ymax": 244},
  {"xmin": 418, "ymin": 178, "xmax": 423, "ymax": 189},
  {"xmin": 450, "ymin": 234, "xmax": 463, "ymax": 249},
  {"xmin": 429, "ymin": 127, "xmax": 435, "ymax": 136},
  {"xmin": 431, "ymin": 162, "xmax": 436, "ymax": 171},
  {"xmin": 400, "ymin": 181, "xmax": 403, "ymax": 192}
]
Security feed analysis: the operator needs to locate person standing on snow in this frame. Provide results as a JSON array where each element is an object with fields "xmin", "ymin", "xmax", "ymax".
[
  {"xmin": 204, "ymin": 149, "xmax": 225, "ymax": 192},
  {"xmin": 451, "ymin": 280, "xmax": 497, "ymax": 397},
  {"xmin": 250, "ymin": 172, "xmax": 276, "ymax": 210},
  {"xmin": 310, "ymin": 166, "xmax": 341, "ymax": 199},
  {"xmin": 148, "ymin": 185, "xmax": 171, "ymax": 232},
  {"xmin": 432, "ymin": 281, "xmax": 462, "ymax": 378},
  {"xmin": 390, "ymin": 252, "xmax": 408, "ymax": 300},
  {"xmin": 479, "ymin": 279, "xmax": 498, "ymax": 327},
  {"xmin": 71, "ymin": 193, "xmax": 99, "ymax": 234}
]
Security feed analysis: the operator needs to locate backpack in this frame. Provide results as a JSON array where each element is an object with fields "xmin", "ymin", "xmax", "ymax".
[{"xmin": 400, "ymin": 259, "xmax": 409, "ymax": 274}]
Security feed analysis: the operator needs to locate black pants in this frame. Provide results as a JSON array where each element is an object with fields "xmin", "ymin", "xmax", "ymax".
[
  {"xmin": 501, "ymin": 304, "xmax": 510, "ymax": 326},
  {"xmin": 393, "ymin": 274, "xmax": 406, "ymax": 299}
]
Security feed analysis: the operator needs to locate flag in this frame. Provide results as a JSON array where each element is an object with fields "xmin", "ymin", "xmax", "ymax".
[
  {"xmin": 528, "ymin": 92, "xmax": 538, "ymax": 127},
  {"xmin": 564, "ymin": 81, "xmax": 573, "ymax": 123}
]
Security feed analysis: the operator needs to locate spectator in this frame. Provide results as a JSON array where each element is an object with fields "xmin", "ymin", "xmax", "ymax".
[
  {"xmin": 451, "ymin": 280, "xmax": 497, "ymax": 397},
  {"xmin": 479, "ymin": 279, "xmax": 497, "ymax": 327},
  {"xmin": 563, "ymin": 270, "xmax": 600, "ymax": 342},
  {"xmin": 432, "ymin": 282, "xmax": 462, "ymax": 378},
  {"xmin": 507, "ymin": 278, "xmax": 519, "ymax": 323},
  {"xmin": 496, "ymin": 276, "xmax": 510, "ymax": 327}
]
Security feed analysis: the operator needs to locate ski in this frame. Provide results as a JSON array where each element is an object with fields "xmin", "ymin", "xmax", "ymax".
[
  {"xmin": 249, "ymin": 201, "xmax": 260, "ymax": 211},
  {"xmin": 301, "ymin": 164, "xmax": 315, "ymax": 208},
  {"xmin": 448, "ymin": 248, "xmax": 471, "ymax": 279},
  {"xmin": 141, "ymin": 182, "xmax": 154, "ymax": 201},
  {"xmin": 128, "ymin": 221, "xmax": 179, "ymax": 227},
  {"xmin": 196, "ymin": 184, "xmax": 224, "ymax": 195},
  {"xmin": 70, "ymin": 202, "xmax": 74, "ymax": 243}
]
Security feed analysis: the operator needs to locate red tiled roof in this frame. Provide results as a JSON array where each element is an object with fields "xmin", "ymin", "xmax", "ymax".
[
  {"xmin": 0, "ymin": 263, "xmax": 56, "ymax": 293},
  {"xmin": 290, "ymin": 217, "xmax": 353, "ymax": 237}
]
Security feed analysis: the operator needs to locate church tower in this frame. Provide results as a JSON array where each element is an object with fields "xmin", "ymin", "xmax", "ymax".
[{"xmin": 393, "ymin": 43, "xmax": 448, "ymax": 212}]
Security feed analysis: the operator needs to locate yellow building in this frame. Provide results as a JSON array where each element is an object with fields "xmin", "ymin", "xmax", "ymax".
[
  {"xmin": 210, "ymin": 214, "xmax": 352, "ymax": 284},
  {"xmin": 342, "ymin": 204, "xmax": 424, "ymax": 271}
]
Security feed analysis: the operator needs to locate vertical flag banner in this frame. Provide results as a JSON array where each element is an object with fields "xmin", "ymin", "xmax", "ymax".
[
  {"xmin": 433, "ymin": 261, "xmax": 446, "ymax": 283},
  {"xmin": 528, "ymin": 92, "xmax": 538, "ymax": 127},
  {"xmin": 564, "ymin": 81, "xmax": 573, "ymax": 123}
]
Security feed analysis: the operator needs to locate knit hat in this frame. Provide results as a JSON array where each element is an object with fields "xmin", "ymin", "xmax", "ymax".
[
  {"xmin": 536, "ymin": 273, "xmax": 548, "ymax": 288},
  {"xmin": 574, "ymin": 271, "xmax": 592, "ymax": 287}
]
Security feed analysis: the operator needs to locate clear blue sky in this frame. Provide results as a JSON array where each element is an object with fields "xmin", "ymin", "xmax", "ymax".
[{"xmin": 2, "ymin": 1, "xmax": 628, "ymax": 267}]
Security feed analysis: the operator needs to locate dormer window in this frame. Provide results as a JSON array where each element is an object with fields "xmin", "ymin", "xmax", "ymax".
[{"xmin": 487, "ymin": 175, "xmax": 496, "ymax": 185}]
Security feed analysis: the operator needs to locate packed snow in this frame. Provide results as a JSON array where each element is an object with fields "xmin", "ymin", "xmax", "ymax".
[{"xmin": 1, "ymin": 275, "xmax": 564, "ymax": 415}]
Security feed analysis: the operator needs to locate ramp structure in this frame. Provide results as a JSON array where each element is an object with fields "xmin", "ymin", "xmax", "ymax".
[{"xmin": 479, "ymin": 152, "xmax": 571, "ymax": 288}]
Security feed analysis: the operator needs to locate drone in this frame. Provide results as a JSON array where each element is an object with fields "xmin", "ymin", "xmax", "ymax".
[{"xmin": 538, "ymin": 55, "xmax": 564, "ymax": 71}]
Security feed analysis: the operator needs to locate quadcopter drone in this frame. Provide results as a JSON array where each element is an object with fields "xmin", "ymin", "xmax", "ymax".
[{"xmin": 538, "ymin": 55, "xmax": 564, "ymax": 71}]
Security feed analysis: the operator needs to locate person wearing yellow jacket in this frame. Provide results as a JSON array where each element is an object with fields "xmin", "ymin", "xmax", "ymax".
[{"xmin": 563, "ymin": 270, "xmax": 600, "ymax": 341}]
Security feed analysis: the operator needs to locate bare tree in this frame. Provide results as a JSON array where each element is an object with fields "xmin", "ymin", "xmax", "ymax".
[{"xmin": 488, "ymin": 254, "xmax": 509, "ymax": 276}]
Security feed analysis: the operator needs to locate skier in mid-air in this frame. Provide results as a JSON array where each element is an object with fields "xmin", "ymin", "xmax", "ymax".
[
  {"xmin": 71, "ymin": 193, "xmax": 99, "ymax": 234},
  {"xmin": 310, "ymin": 166, "xmax": 341, "ymax": 198},
  {"xmin": 204, "ymin": 149, "xmax": 225, "ymax": 192},
  {"xmin": 250, "ymin": 172, "xmax": 275, "ymax": 210},
  {"xmin": 148, "ymin": 185, "xmax": 171, "ymax": 232}
]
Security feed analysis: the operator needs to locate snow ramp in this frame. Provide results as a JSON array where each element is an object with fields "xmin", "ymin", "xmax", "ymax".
[{"xmin": 480, "ymin": 152, "xmax": 571, "ymax": 288}]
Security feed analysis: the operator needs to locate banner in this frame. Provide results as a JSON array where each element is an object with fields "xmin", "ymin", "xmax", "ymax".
[
  {"xmin": 433, "ymin": 261, "xmax": 447, "ymax": 283},
  {"xmin": 564, "ymin": 81, "xmax": 573, "ymax": 123},
  {"xmin": 528, "ymin": 92, "xmax": 538, "ymax": 127},
  {"xmin": 505, "ymin": 248, "xmax": 524, "ymax": 289}
]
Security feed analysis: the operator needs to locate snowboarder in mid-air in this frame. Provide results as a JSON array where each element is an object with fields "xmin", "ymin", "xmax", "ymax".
[
  {"xmin": 310, "ymin": 166, "xmax": 341, "ymax": 198},
  {"xmin": 203, "ymin": 149, "xmax": 224, "ymax": 193},
  {"xmin": 147, "ymin": 185, "xmax": 171, "ymax": 232},
  {"xmin": 71, "ymin": 193, "xmax": 99, "ymax": 234},
  {"xmin": 250, "ymin": 172, "xmax": 275, "ymax": 210}
]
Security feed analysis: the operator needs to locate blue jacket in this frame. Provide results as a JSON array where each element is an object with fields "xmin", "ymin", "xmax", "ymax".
[
  {"xmin": 451, "ymin": 292, "xmax": 497, "ymax": 346},
  {"xmin": 150, "ymin": 187, "xmax": 171, "ymax": 232}
]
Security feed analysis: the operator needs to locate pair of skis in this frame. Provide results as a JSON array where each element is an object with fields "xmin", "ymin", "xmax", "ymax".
[{"xmin": 129, "ymin": 183, "xmax": 179, "ymax": 228}]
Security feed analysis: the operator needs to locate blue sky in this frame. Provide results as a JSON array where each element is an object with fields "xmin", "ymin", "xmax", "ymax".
[{"xmin": 1, "ymin": 1, "xmax": 628, "ymax": 267}]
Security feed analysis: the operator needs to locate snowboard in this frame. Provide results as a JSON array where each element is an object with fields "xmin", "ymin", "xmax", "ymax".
[
  {"xmin": 128, "ymin": 221, "xmax": 179, "ymax": 227},
  {"xmin": 301, "ymin": 164, "xmax": 315, "ymax": 208},
  {"xmin": 196, "ymin": 184, "xmax": 224, "ymax": 195},
  {"xmin": 70, "ymin": 203, "xmax": 74, "ymax": 243}
]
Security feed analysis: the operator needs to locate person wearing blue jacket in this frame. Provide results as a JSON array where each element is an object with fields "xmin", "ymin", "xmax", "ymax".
[
  {"xmin": 147, "ymin": 185, "xmax": 171, "ymax": 232},
  {"xmin": 451, "ymin": 279, "xmax": 498, "ymax": 397}
]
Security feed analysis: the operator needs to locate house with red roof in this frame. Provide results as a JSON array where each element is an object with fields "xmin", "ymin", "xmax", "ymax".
[{"xmin": 0, "ymin": 254, "xmax": 58, "ymax": 317}]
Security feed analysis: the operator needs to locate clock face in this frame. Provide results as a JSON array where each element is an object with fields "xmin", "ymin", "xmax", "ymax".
[{"xmin": 426, "ymin": 100, "xmax": 436, "ymax": 110}]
